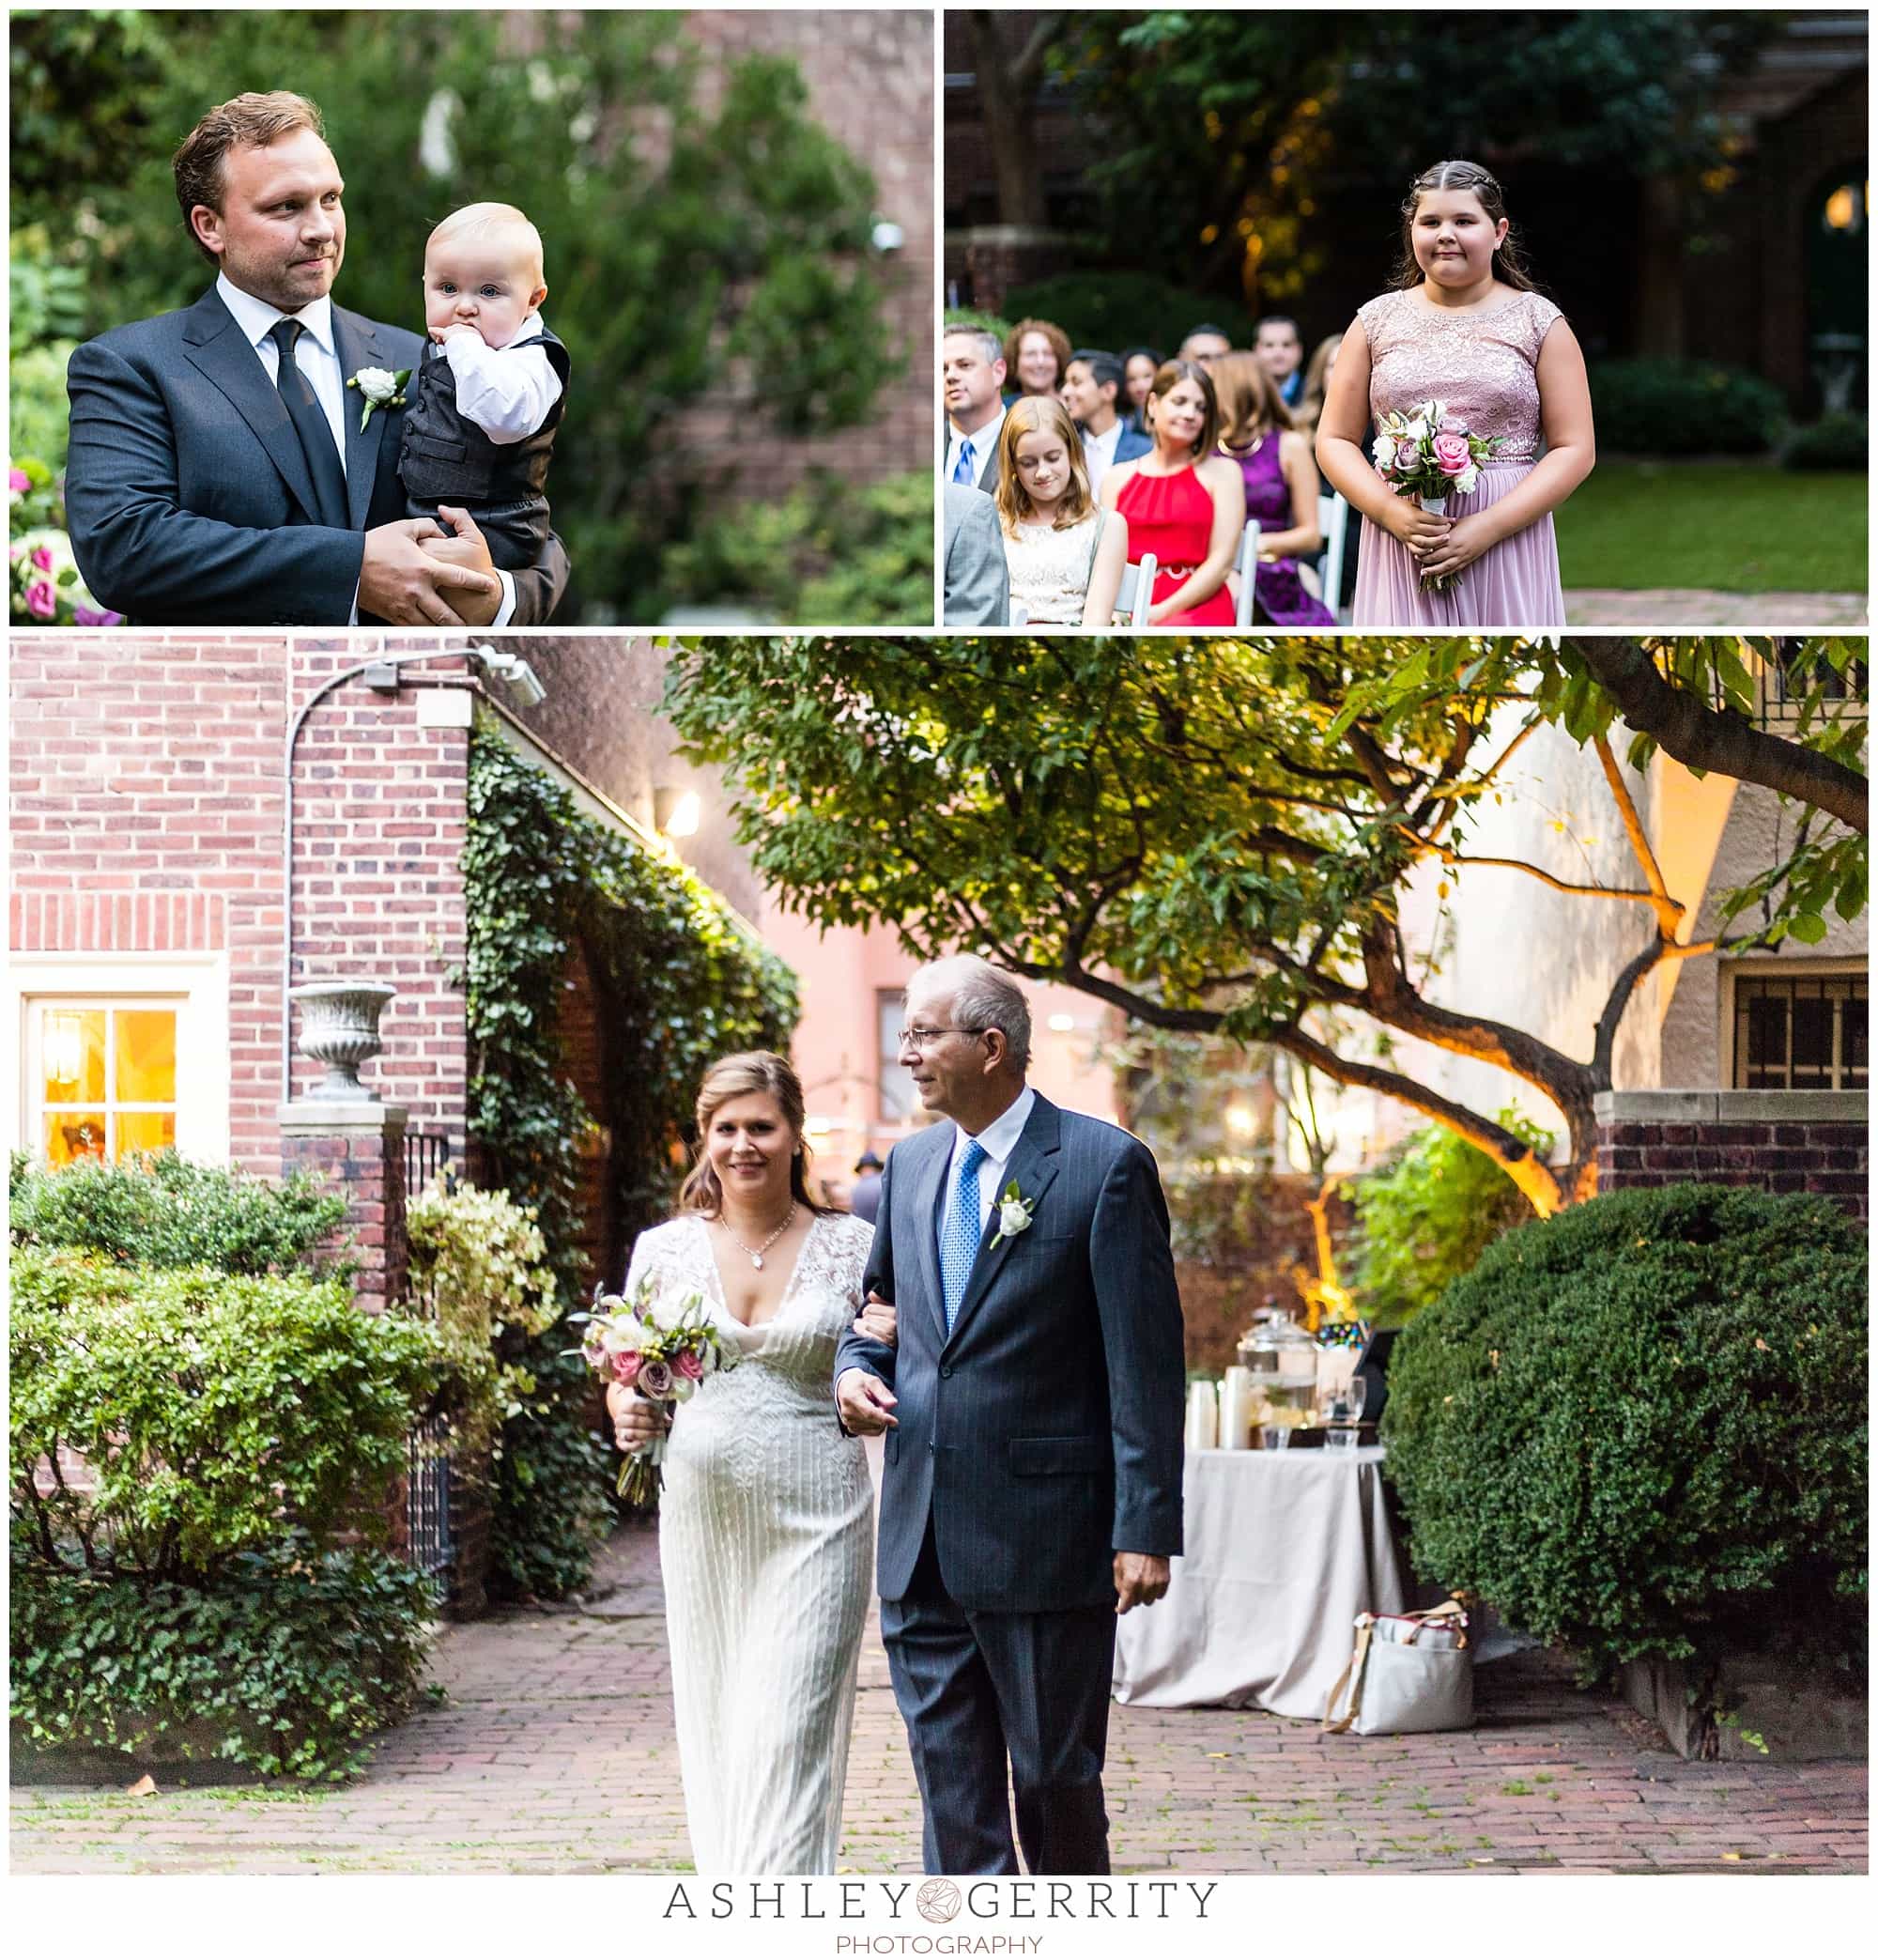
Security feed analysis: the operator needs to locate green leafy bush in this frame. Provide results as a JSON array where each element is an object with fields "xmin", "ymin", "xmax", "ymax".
[
  {"xmin": 11, "ymin": 1247, "xmax": 440, "ymax": 1578},
  {"xmin": 406, "ymin": 1181, "xmax": 560, "ymax": 1463},
  {"xmin": 1001, "ymin": 271, "xmax": 1254, "ymax": 358},
  {"xmin": 660, "ymin": 470, "xmax": 932, "ymax": 626},
  {"xmin": 1349, "ymin": 1108, "xmax": 1550, "ymax": 1325},
  {"xmin": 9, "ymin": 1150, "xmax": 347, "ymax": 1277},
  {"xmin": 1382, "ymin": 1185, "xmax": 1868, "ymax": 1678},
  {"xmin": 11, "ymin": 1536, "xmax": 437, "ymax": 1782},
  {"xmin": 1782, "ymin": 413, "xmax": 1868, "ymax": 472},
  {"xmin": 1588, "ymin": 359, "xmax": 1786, "ymax": 455}
]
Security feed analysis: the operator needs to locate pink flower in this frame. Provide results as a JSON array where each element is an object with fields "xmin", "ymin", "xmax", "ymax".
[
  {"xmin": 673, "ymin": 1349, "xmax": 704, "ymax": 1381},
  {"xmin": 638, "ymin": 1358, "xmax": 674, "ymax": 1401},
  {"xmin": 25, "ymin": 579, "xmax": 56, "ymax": 619},
  {"xmin": 30, "ymin": 545, "xmax": 54, "ymax": 572},
  {"xmin": 1432, "ymin": 430, "xmax": 1472, "ymax": 476},
  {"xmin": 73, "ymin": 605, "xmax": 124, "ymax": 626},
  {"xmin": 611, "ymin": 1351, "xmax": 641, "ymax": 1387},
  {"xmin": 8, "ymin": 469, "xmax": 29, "ymax": 494}
]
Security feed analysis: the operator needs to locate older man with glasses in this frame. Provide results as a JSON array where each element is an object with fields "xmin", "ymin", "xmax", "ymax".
[{"xmin": 835, "ymin": 954, "xmax": 1186, "ymax": 1875}]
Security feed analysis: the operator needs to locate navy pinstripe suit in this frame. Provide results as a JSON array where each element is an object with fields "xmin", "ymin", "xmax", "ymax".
[{"xmin": 834, "ymin": 1091, "xmax": 1185, "ymax": 1873}]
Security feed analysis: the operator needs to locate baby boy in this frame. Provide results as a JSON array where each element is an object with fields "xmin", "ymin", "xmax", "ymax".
[{"xmin": 399, "ymin": 202, "xmax": 569, "ymax": 575}]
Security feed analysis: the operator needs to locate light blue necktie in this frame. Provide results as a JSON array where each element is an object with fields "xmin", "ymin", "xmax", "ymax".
[
  {"xmin": 950, "ymin": 438, "xmax": 976, "ymax": 486},
  {"xmin": 939, "ymin": 1138, "xmax": 987, "ymax": 1335}
]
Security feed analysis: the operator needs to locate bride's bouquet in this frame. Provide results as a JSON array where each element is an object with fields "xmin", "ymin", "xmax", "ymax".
[
  {"xmin": 573, "ymin": 1278, "xmax": 739, "ymax": 1505},
  {"xmin": 1372, "ymin": 400, "xmax": 1498, "ymax": 593}
]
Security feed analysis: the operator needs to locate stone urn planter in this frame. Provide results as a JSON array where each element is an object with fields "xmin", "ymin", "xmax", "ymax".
[{"xmin": 288, "ymin": 981, "xmax": 397, "ymax": 1101}]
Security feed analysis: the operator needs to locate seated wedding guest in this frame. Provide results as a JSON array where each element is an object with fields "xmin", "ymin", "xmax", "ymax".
[
  {"xmin": 942, "ymin": 324, "xmax": 1006, "ymax": 492},
  {"xmin": 1003, "ymin": 316, "xmax": 1072, "ymax": 400},
  {"xmin": 1120, "ymin": 346, "xmax": 1162, "ymax": 433},
  {"xmin": 943, "ymin": 481, "xmax": 1009, "ymax": 625},
  {"xmin": 1254, "ymin": 316, "xmax": 1306, "ymax": 410},
  {"xmin": 1100, "ymin": 358, "xmax": 1243, "ymax": 626},
  {"xmin": 1296, "ymin": 332, "xmax": 1343, "ymax": 442},
  {"xmin": 1060, "ymin": 348, "xmax": 1150, "ymax": 499},
  {"xmin": 1178, "ymin": 323, "xmax": 1232, "ymax": 364},
  {"xmin": 1210, "ymin": 351, "xmax": 1332, "ymax": 627},
  {"xmin": 995, "ymin": 397, "xmax": 1129, "ymax": 628}
]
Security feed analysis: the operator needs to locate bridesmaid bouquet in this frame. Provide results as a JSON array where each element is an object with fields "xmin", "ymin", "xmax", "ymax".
[
  {"xmin": 574, "ymin": 1278, "xmax": 739, "ymax": 1504},
  {"xmin": 1372, "ymin": 400, "xmax": 1497, "ymax": 592}
]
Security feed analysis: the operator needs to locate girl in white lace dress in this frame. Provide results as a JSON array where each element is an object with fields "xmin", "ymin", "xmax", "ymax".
[
  {"xmin": 994, "ymin": 396, "xmax": 1129, "ymax": 626},
  {"xmin": 608, "ymin": 1054, "xmax": 885, "ymax": 1874}
]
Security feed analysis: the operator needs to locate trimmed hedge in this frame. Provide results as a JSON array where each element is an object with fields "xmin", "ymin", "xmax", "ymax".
[
  {"xmin": 1000, "ymin": 270, "xmax": 1255, "ymax": 359},
  {"xmin": 1782, "ymin": 412, "xmax": 1868, "ymax": 473},
  {"xmin": 1587, "ymin": 359, "xmax": 1786, "ymax": 456},
  {"xmin": 1381, "ymin": 1185, "xmax": 1867, "ymax": 1679}
]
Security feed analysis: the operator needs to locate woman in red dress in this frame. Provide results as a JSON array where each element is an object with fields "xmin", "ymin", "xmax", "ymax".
[{"xmin": 1099, "ymin": 359, "xmax": 1244, "ymax": 626}]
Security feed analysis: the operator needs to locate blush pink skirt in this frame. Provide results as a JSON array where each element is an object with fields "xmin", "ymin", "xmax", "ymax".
[{"xmin": 1351, "ymin": 459, "xmax": 1566, "ymax": 630}]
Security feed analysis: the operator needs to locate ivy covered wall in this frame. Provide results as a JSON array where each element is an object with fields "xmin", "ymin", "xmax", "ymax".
[{"xmin": 460, "ymin": 726, "xmax": 800, "ymax": 1597}]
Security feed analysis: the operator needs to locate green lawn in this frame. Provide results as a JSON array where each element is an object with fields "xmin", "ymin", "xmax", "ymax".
[{"xmin": 1555, "ymin": 460, "xmax": 1867, "ymax": 593}]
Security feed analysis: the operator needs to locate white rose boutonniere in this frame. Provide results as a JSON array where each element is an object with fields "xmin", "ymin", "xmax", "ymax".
[
  {"xmin": 346, "ymin": 365, "xmax": 412, "ymax": 431},
  {"xmin": 987, "ymin": 1179, "xmax": 1038, "ymax": 1251}
]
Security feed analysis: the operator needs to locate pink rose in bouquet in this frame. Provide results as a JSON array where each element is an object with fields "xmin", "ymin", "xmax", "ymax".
[
  {"xmin": 637, "ymin": 1358, "xmax": 674, "ymax": 1401},
  {"xmin": 25, "ymin": 579, "xmax": 56, "ymax": 619},
  {"xmin": 611, "ymin": 1350, "xmax": 641, "ymax": 1387},
  {"xmin": 674, "ymin": 1349, "xmax": 704, "ymax": 1381},
  {"xmin": 1431, "ymin": 430, "xmax": 1472, "ymax": 476},
  {"xmin": 30, "ymin": 545, "xmax": 54, "ymax": 572}
]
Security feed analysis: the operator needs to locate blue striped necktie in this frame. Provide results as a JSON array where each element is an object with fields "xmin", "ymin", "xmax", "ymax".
[
  {"xmin": 951, "ymin": 438, "xmax": 977, "ymax": 486},
  {"xmin": 939, "ymin": 1138, "xmax": 987, "ymax": 1335}
]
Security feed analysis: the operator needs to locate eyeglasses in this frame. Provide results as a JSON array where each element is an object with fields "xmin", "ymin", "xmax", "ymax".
[{"xmin": 895, "ymin": 1024, "xmax": 987, "ymax": 1053}]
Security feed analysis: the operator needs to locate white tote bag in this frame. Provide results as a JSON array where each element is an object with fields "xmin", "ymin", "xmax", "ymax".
[{"xmin": 1324, "ymin": 1598, "xmax": 1474, "ymax": 1736}]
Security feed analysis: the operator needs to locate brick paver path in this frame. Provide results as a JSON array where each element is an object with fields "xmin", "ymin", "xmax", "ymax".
[
  {"xmin": 1564, "ymin": 589, "xmax": 1866, "ymax": 626},
  {"xmin": 11, "ymin": 1526, "xmax": 1866, "ymax": 1875}
]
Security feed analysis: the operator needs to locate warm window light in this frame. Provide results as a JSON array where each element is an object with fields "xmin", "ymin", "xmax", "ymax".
[
  {"xmin": 654, "ymin": 788, "xmax": 701, "ymax": 839},
  {"xmin": 44, "ymin": 1013, "xmax": 83, "ymax": 1087},
  {"xmin": 1823, "ymin": 183, "xmax": 1864, "ymax": 233},
  {"xmin": 1047, "ymin": 1013, "xmax": 1076, "ymax": 1033},
  {"xmin": 1224, "ymin": 1103, "xmax": 1257, "ymax": 1137},
  {"xmin": 804, "ymin": 1116, "xmax": 835, "ymax": 1137}
]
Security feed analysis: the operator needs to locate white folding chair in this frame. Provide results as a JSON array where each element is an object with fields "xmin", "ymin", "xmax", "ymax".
[
  {"xmin": 1232, "ymin": 519, "xmax": 1264, "ymax": 628},
  {"xmin": 1115, "ymin": 553, "xmax": 1157, "ymax": 628},
  {"xmin": 1318, "ymin": 492, "xmax": 1350, "ymax": 625},
  {"xmin": 1008, "ymin": 601, "xmax": 1030, "ymax": 628}
]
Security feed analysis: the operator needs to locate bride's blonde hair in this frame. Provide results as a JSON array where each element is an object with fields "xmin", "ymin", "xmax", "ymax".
[{"xmin": 676, "ymin": 1051, "xmax": 832, "ymax": 1217}]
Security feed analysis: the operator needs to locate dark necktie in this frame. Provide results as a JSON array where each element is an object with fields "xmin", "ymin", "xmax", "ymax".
[{"xmin": 269, "ymin": 318, "xmax": 348, "ymax": 528}]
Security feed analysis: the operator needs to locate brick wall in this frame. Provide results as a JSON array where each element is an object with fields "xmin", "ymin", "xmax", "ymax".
[
  {"xmin": 1594, "ymin": 1090, "xmax": 1869, "ymax": 1223},
  {"xmin": 674, "ymin": 10, "xmax": 935, "ymax": 504},
  {"xmin": 9, "ymin": 635, "xmax": 476, "ymax": 1175}
]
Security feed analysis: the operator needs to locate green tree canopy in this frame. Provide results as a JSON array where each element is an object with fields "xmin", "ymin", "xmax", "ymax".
[
  {"xmin": 8, "ymin": 8, "xmax": 907, "ymax": 618},
  {"xmin": 666, "ymin": 635, "xmax": 1864, "ymax": 1217},
  {"xmin": 1050, "ymin": 9, "xmax": 1774, "ymax": 304}
]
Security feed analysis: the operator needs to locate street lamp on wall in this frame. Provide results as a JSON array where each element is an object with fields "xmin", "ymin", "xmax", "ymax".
[{"xmin": 654, "ymin": 787, "xmax": 702, "ymax": 840}]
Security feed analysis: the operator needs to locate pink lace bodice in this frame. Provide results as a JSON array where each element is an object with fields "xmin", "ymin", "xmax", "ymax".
[{"xmin": 1358, "ymin": 288, "xmax": 1563, "ymax": 463}]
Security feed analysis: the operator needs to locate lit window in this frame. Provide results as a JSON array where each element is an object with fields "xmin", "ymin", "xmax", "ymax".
[
  {"xmin": 1732, "ymin": 974, "xmax": 1868, "ymax": 1092},
  {"xmin": 31, "ymin": 1002, "xmax": 180, "ymax": 1164}
]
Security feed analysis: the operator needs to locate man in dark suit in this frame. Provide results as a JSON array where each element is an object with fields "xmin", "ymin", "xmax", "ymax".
[
  {"xmin": 63, "ymin": 90, "xmax": 568, "ymax": 627},
  {"xmin": 835, "ymin": 956, "xmax": 1185, "ymax": 1875},
  {"xmin": 1061, "ymin": 348, "xmax": 1151, "ymax": 498}
]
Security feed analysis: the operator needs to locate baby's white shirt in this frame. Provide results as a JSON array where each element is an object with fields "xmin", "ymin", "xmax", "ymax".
[{"xmin": 439, "ymin": 314, "xmax": 564, "ymax": 445}]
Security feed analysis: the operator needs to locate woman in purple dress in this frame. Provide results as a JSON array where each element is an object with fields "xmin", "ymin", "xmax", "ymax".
[
  {"xmin": 1210, "ymin": 353, "xmax": 1334, "ymax": 628},
  {"xmin": 1316, "ymin": 160, "xmax": 1594, "ymax": 629}
]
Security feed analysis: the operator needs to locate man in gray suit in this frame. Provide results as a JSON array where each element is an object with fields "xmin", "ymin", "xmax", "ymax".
[
  {"xmin": 63, "ymin": 90, "xmax": 568, "ymax": 627},
  {"xmin": 835, "ymin": 957, "xmax": 1185, "ymax": 1875},
  {"xmin": 942, "ymin": 483, "xmax": 1008, "ymax": 626}
]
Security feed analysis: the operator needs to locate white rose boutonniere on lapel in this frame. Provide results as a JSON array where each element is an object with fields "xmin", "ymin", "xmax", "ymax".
[
  {"xmin": 987, "ymin": 1179, "xmax": 1038, "ymax": 1250},
  {"xmin": 346, "ymin": 365, "xmax": 411, "ymax": 431}
]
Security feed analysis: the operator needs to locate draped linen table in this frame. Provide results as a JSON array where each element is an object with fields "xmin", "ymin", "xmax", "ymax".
[{"xmin": 1112, "ymin": 1446, "xmax": 1407, "ymax": 1719}]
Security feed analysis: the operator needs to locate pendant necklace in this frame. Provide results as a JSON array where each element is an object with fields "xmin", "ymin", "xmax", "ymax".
[{"xmin": 720, "ymin": 1202, "xmax": 795, "ymax": 1271}]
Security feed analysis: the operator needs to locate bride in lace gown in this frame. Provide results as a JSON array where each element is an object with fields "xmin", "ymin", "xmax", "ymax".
[{"xmin": 608, "ymin": 1053, "xmax": 884, "ymax": 1874}]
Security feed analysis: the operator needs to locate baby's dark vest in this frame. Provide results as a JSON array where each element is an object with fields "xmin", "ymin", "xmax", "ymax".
[{"xmin": 398, "ymin": 324, "xmax": 570, "ymax": 571}]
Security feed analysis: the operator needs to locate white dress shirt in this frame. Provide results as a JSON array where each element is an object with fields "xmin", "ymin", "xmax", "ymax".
[
  {"xmin": 214, "ymin": 272, "xmax": 516, "ymax": 625},
  {"xmin": 941, "ymin": 1084, "xmax": 1037, "ymax": 1239},
  {"xmin": 1080, "ymin": 417, "xmax": 1123, "ymax": 499},
  {"xmin": 440, "ymin": 314, "xmax": 563, "ymax": 442},
  {"xmin": 944, "ymin": 404, "xmax": 1006, "ymax": 490}
]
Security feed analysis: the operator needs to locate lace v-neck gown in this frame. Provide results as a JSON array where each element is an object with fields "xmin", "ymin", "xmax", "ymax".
[
  {"xmin": 623, "ymin": 1210, "xmax": 874, "ymax": 1873},
  {"xmin": 1350, "ymin": 286, "xmax": 1567, "ymax": 629}
]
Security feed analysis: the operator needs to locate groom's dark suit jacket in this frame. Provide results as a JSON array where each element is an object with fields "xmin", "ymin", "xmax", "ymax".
[
  {"xmin": 835, "ymin": 1093, "xmax": 1185, "ymax": 1614},
  {"xmin": 63, "ymin": 286, "xmax": 569, "ymax": 625}
]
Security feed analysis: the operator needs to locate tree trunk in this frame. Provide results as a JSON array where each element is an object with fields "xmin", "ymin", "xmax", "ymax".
[{"xmin": 966, "ymin": 10, "xmax": 1056, "ymax": 230}]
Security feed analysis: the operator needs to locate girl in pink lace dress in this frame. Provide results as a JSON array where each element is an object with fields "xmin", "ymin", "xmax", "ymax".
[{"xmin": 1316, "ymin": 160, "xmax": 1594, "ymax": 629}]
